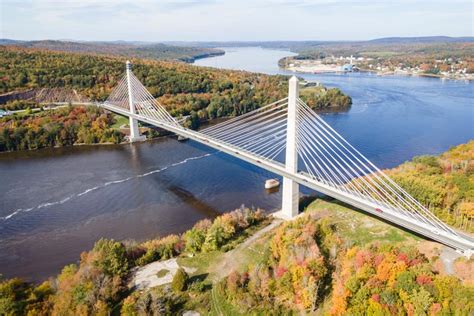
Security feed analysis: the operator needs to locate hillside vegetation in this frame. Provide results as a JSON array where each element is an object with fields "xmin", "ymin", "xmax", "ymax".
[
  {"xmin": 0, "ymin": 208, "xmax": 268, "ymax": 315},
  {"xmin": 0, "ymin": 46, "xmax": 350, "ymax": 114},
  {"xmin": 386, "ymin": 141, "xmax": 474, "ymax": 233},
  {"xmin": 0, "ymin": 106, "xmax": 124, "ymax": 152},
  {"xmin": 0, "ymin": 40, "xmax": 224, "ymax": 63},
  {"xmin": 1, "ymin": 199, "xmax": 472, "ymax": 315},
  {"xmin": 0, "ymin": 46, "xmax": 286, "ymax": 104}
]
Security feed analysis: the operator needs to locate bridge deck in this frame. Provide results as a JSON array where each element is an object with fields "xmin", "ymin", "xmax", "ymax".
[{"xmin": 99, "ymin": 102, "xmax": 474, "ymax": 255}]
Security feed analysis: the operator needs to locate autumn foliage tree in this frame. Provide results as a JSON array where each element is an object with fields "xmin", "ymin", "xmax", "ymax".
[
  {"xmin": 222, "ymin": 214, "xmax": 339, "ymax": 313},
  {"xmin": 329, "ymin": 243, "xmax": 473, "ymax": 315},
  {"xmin": 0, "ymin": 106, "xmax": 124, "ymax": 152}
]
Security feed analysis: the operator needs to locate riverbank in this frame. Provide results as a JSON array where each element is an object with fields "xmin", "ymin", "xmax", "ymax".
[
  {"xmin": 182, "ymin": 50, "xmax": 225, "ymax": 63},
  {"xmin": 2, "ymin": 196, "xmax": 472, "ymax": 315},
  {"xmin": 279, "ymin": 56, "xmax": 474, "ymax": 81}
]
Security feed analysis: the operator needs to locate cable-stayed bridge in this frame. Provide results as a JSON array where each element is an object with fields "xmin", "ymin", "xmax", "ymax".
[{"xmin": 98, "ymin": 61, "xmax": 473, "ymax": 257}]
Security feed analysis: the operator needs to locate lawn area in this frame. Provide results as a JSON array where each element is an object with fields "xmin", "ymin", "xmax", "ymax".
[
  {"xmin": 304, "ymin": 198, "xmax": 420, "ymax": 247},
  {"xmin": 209, "ymin": 285, "xmax": 241, "ymax": 316},
  {"xmin": 111, "ymin": 114, "xmax": 129, "ymax": 129},
  {"xmin": 299, "ymin": 85, "xmax": 325, "ymax": 97},
  {"xmin": 177, "ymin": 218, "xmax": 274, "ymax": 282},
  {"xmin": 156, "ymin": 269, "xmax": 169, "ymax": 278},
  {"xmin": 177, "ymin": 251, "xmax": 223, "ymax": 278}
]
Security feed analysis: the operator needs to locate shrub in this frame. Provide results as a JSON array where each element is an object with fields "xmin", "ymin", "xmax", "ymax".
[
  {"xmin": 136, "ymin": 234, "xmax": 182, "ymax": 266},
  {"xmin": 171, "ymin": 268, "xmax": 188, "ymax": 292},
  {"xmin": 202, "ymin": 208, "xmax": 265, "ymax": 252},
  {"xmin": 0, "ymin": 278, "xmax": 30, "ymax": 315},
  {"xmin": 202, "ymin": 216, "xmax": 236, "ymax": 252}
]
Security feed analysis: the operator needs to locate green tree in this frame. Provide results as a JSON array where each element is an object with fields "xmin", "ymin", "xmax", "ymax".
[
  {"xmin": 409, "ymin": 287, "xmax": 433, "ymax": 315},
  {"xmin": 0, "ymin": 278, "xmax": 29, "ymax": 315},
  {"xmin": 171, "ymin": 268, "xmax": 188, "ymax": 292},
  {"xmin": 183, "ymin": 227, "xmax": 206, "ymax": 254},
  {"xmin": 92, "ymin": 238, "xmax": 129, "ymax": 277}
]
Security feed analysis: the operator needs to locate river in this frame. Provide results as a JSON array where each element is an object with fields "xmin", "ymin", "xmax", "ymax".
[{"xmin": 1, "ymin": 47, "xmax": 473, "ymax": 282}]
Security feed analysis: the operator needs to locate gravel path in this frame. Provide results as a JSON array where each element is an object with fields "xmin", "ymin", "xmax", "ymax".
[
  {"xmin": 440, "ymin": 247, "xmax": 462, "ymax": 275},
  {"xmin": 212, "ymin": 218, "xmax": 283, "ymax": 280},
  {"xmin": 131, "ymin": 258, "xmax": 196, "ymax": 290}
]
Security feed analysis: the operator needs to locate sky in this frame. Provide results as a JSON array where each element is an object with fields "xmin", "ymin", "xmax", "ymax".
[{"xmin": 1, "ymin": 0, "xmax": 473, "ymax": 42}]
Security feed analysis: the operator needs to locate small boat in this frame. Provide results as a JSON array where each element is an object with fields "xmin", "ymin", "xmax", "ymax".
[
  {"xmin": 177, "ymin": 135, "xmax": 189, "ymax": 141},
  {"xmin": 265, "ymin": 179, "xmax": 280, "ymax": 189}
]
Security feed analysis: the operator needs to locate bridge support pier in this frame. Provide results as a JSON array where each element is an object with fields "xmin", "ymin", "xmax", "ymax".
[
  {"xmin": 128, "ymin": 117, "xmax": 145, "ymax": 142},
  {"xmin": 276, "ymin": 76, "xmax": 300, "ymax": 220},
  {"xmin": 126, "ymin": 61, "xmax": 146, "ymax": 143}
]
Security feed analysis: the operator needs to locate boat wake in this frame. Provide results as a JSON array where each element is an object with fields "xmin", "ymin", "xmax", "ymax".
[{"xmin": 1, "ymin": 152, "xmax": 215, "ymax": 222}]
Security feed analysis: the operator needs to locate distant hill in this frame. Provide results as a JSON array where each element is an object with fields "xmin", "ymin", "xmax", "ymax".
[
  {"xmin": 0, "ymin": 39, "xmax": 225, "ymax": 63},
  {"xmin": 368, "ymin": 36, "xmax": 474, "ymax": 44},
  {"xmin": 166, "ymin": 36, "xmax": 473, "ymax": 49}
]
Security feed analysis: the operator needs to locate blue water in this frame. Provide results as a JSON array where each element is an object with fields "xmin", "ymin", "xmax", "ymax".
[{"xmin": 195, "ymin": 47, "xmax": 474, "ymax": 168}]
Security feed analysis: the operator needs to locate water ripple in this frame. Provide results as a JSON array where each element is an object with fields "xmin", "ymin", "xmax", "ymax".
[{"xmin": 1, "ymin": 152, "xmax": 215, "ymax": 222}]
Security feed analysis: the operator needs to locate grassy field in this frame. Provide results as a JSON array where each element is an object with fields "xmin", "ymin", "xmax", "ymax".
[
  {"xmin": 177, "ymin": 219, "xmax": 273, "ymax": 282},
  {"xmin": 111, "ymin": 114, "xmax": 129, "ymax": 129},
  {"xmin": 305, "ymin": 198, "xmax": 420, "ymax": 247}
]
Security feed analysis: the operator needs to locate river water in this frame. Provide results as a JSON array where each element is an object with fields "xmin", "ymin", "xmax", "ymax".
[{"xmin": 1, "ymin": 47, "xmax": 473, "ymax": 281}]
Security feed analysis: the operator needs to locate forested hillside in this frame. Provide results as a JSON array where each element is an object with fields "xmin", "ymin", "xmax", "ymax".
[
  {"xmin": 386, "ymin": 141, "xmax": 474, "ymax": 233},
  {"xmin": 0, "ymin": 45, "xmax": 286, "ymax": 104},
  {"xmin": 0, "ymin": 106, "xmax": 124, "ymax": 152},
  {"xmin": 0, "ymin": 40, "xmax": 224, "ymax": 62}
]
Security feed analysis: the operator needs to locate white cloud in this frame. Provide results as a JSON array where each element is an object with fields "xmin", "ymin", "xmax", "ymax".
[{"xmin": 1, "ymin": 0, "xmax": 472, "ymax": 41}]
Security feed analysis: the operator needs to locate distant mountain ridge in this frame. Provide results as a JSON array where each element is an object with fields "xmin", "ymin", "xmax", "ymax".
[
  {"xmin": 367, "ymin": 36, "xmax": 474, "ymax": 43},
  {"xmin": 165, "ymin": 36, "xmax": 473, "ymax": 49}
]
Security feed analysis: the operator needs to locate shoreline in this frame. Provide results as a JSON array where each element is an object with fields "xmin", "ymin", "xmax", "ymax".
[
  {"xmin": 284, "ymin": 66, "xmax": 474, "ymax": 81},
  {"xmin": 183, "ymin": 50, "xmax": 225, "ymax": 63},
  {"xmin": 0, "ymin": 100, "xmax": 352, "ymax": 154},
  {"xmin": 280, "ymin": 64, "xmax": 473, "ymax": 82}
]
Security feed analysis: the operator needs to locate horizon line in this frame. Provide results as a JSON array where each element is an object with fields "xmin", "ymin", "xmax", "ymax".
[{"xmin": 1, "ymin": 35, "xmax": 474, "ymax": 44}]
